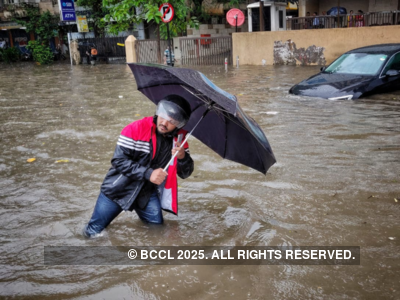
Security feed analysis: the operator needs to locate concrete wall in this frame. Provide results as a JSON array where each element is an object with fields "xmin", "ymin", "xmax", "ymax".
[
  {"xmin": 187, "ymin": 22, "xmax": 248, "ymax": 37},
  {"xmin": 39, "ymin": 1, "xmax": 59, "ymax": 14},
  {"xmin": 305, "ymin": 0, "xmax": 319, "ymax": 16},
  {"xmin": 232, "ymin": 25, "xmax": 400, "ymax": 65},
  {"xmin": 369, "ymin": 0, "xmax": 399, "ymax": 12}
]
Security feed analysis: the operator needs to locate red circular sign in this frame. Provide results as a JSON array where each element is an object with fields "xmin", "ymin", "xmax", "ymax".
[
  {"xmin": 226, "ymin": 9, "xmax": 245, "ymax": 27},
  {"xmin": 159, "ymin": 3, "xmax": 174, "ymax": 23}
]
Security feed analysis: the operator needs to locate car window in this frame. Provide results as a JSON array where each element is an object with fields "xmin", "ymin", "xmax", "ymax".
[
  {"xmin": 325, "ymin": 53, "xmax": 387, "ymax": 75},
  {"xmin": 382, "ymin": 52, "xmax": 400, "ymax": 75}
]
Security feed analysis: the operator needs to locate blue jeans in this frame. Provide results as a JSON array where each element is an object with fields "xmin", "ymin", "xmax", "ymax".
[{"xmin": 83, "ymin": 191, "xmax": 163, "ymax": 238}]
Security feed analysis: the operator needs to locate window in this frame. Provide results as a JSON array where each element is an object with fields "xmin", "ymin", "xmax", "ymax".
[
  {"xmin": 382, "ymin": 52, "xmax": 400, "ymax": 75},
  {"xmin": 325, "ymin": 53, "xmax": 388, "ymax": 76},
  {"xmin": 279, "ymin": 10, "xmax": 283, "ymax": 28}
]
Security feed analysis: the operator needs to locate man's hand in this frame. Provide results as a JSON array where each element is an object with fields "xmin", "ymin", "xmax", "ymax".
[
  {"xmin": 172, "ymin": 142, "xmax": 185, "ymax": 160},
  {"xmin": 149, "ymin": 168, "xmax": 168, "ymax": 185}
]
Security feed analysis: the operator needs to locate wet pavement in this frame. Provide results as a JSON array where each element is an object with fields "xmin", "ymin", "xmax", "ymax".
[{"xmin": 0, "ymin": 61, "xmax": 399, "ymax": 299}]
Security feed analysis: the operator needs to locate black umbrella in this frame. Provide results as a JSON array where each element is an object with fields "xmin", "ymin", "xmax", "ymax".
[{"xmin": 128, "ymin": 63, "xmax": 276, "ymax": 175}]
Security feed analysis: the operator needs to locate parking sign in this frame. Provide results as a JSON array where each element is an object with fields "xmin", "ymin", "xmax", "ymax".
[{"xmin": 159, "ymin": 3, "xmax": 174, "ymax": 23}]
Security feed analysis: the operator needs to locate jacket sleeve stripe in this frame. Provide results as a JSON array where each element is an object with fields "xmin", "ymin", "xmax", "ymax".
[
  {"xmin": 117, "ymin": 142, "xmax": 151, "ymax": 153},
  {"xmin": 132, "ymin": 145, "xmax": 150, "ymax": 153},
  {"xmin": 133, "ymin": 140, "xmax": 151, "ymax": 148},
  {"xmin": 117, "ymin": 141, "xmax": 134, "ymax": 149},
  {"xmin": 118, "ymin": 135, "xmax": 150, "ymax": 150},
  {"xmin": 118, "ymin": 135, "xmax": 134, "ymax": 144}
]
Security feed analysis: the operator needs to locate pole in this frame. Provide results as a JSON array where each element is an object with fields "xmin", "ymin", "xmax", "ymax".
[
  {"xmin": 67, "ymin": 23, "xmax": 73, "ymax": 66},
  {"xmin": 259, "ymin": 1, "xmax": 264, "ymax": 31},
  {"xmin": 337, "ymin": 0, "xmax": 340, "ymax": 28},
  {"xmin": 157, "ymin": 24, "xmax": 161, "ymax": 64},
  {"xmin": 167, "ymin": 22, "xmax": 172, "ymax": 66},
  {"xmin": 225, "ymin": 57, "xmax": 228, "ymax": 72},
  {"xmin": 235, "ymin": 15, "xmax": 238, "ymax": 32}
]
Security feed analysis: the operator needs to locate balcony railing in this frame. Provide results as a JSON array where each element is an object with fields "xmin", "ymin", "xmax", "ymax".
[{"xmin": 286, "ymin": 11, "xmax": 400, "ymax": 30}]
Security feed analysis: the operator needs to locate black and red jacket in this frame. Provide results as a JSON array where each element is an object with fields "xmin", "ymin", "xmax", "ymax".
[{"xmin": 100, "ymin": 117, "xmax": 194, "ymax": 213}]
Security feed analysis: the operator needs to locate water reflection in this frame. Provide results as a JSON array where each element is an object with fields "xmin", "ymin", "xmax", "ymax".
[{"xmin": 0, "ymin": 62, "xmax": 399, "ymax": 299}]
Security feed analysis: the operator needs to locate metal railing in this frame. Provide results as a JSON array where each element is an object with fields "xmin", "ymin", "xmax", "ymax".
[
  {"xmin": 76, "ymin": 36, "xmax": 128, "ymax": 59},
  {"xmin": 179, "ymin": 36, "xmax": 232, "ymax": 66},
  {"xmin": 286, "ymin": 11, "xmax": 400, "ymax": 30},
  {"xmin": 135, "ymin": 39, "xmax": 170, "ymax": 64},
  {"xmin": 367, "ymin": 10, "xmax": 400, "ymax": 26}
]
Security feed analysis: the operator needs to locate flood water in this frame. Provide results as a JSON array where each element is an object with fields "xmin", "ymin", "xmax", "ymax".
[{"xmin": 0, "ymin": 61, "xmax": 399, "ymax": 299}]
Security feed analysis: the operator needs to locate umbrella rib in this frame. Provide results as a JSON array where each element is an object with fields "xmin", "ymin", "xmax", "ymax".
[
  {"xmin": 181, "ymin": 85, "xmax": 211, "ymax": 106},
  {"xmin": 181, "ymin": 85, "xmax": 232, "ymax": 114},
  {"xmin": 180, "ymin": 84, "xmax": 252, "ymax": 133}
]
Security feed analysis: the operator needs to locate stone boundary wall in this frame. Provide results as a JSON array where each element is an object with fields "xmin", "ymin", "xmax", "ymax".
[
  {"xmin": 187, "ymin": 23, "xmax": 248, "ymax": 37},
  {"xmin": 232, "ymin": 25, "xmax": 400, "ymax": 65}
]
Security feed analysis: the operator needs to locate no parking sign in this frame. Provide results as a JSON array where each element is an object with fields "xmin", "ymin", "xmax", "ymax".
[{"xmin": 159, "ymin": 3, "xmax": 174, "ymax": 23}]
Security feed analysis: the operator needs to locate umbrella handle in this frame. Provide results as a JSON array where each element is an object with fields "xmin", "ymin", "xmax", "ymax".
[{"xmin": 163, "ymin": 108, "xmax": 210, "ymax": 172}]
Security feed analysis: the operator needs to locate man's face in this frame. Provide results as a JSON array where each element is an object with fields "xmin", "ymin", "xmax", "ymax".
[{"xmin": 157, "ymin": 115, "xmax": 177, "ymax": 134}]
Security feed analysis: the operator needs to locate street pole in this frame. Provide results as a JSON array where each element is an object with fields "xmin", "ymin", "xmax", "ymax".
[
  {"xmin": 235, "ymin": 14, "xmax": 238, "ymax": 32},
  {"xmin": 66, "ymin": 22, "xmax": 73, "ymax": 66},
  {"xmin": 68, "ymin": 31, "xmax": 72, "ymax": 66},
  {"xmin": 157, "ymin": 24, "xmax": 161, "ymax": 64},
  {"xmin": 166, "ymin": 22, "xmax": 172, "ymax": 66},
  {"xmin": 259, "ymin": 0, "xmax": 264, "ymax": 31}
]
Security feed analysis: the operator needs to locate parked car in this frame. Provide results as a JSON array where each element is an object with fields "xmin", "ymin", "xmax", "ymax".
[{"xmin": 289, "ymin": 44, "xmax": 400, "ymax": 100}]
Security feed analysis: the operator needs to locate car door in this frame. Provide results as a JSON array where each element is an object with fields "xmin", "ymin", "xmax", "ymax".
[{"xmin": 373, "ymin": 52, "xmax": 400, "ymax": 94}]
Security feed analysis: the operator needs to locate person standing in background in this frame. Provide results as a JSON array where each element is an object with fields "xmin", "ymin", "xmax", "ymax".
[
  {"xmin": 348, "ymin": 10, "xmax": 355, "ymax": 27},
  {"xmin": 312, "ymin": 12, "xmax": 320, "ymax": 28},
  {"xmin": 164, "ymin": 47, "xmax": 176, "ymax": 67},
  {"xmin": 356, "ymin": 10, "xmax": 364, "ymax": 27}
]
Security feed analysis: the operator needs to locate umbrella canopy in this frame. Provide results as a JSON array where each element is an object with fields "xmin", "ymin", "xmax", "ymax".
[
  {"xmin": 128, "ymin": 63, "xmax": 276, "ymax": 175},
  {"xmin": 326, "ymin": 7, "xmax": 347, "ymax": 15}
]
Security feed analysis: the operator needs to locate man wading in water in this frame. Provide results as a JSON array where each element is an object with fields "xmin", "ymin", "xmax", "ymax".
[{"xmin": 83, "ymin": 95, "xmax": 194, "ymax": 237}]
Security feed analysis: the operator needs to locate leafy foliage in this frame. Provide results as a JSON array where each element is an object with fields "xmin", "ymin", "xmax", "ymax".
[
  {"xmin": 0, "ymin": 47, "xmax": 20, "ymax": 63},
  {"xmin": 26, "ymin": 41, "xmax": 54, "ymax": 65},
  {"xmin": 13, "ymin": 5, "xmax": 58, "ymax": 64},
  {"xmin": 103, "ymin": 0, "xmax": 199, "ymax": 38},
  {"xmin": 14, "ymin": 6, "xmax": 58, "ymax": 42},
  {"xmin": 75, "ymin": 0, "xmax": 107, "ymax": 37}
]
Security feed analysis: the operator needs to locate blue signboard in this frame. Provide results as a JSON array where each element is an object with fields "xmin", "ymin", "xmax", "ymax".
[{"xmin": 60, "ymin": 0, "xmax": 76, "ymax": 21}]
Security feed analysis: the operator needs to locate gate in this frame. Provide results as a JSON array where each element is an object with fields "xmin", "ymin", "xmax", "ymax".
[
  {"xmin": 76, "ymin": 36, "xmax": 128, "ymax": 62},
  {"xmin": 180, "ymin": 36, "xmax": 232, "ymax": 66},
  {"xmin": 135, "ymin": 39, "xmax": 170, "ymax": 63}
]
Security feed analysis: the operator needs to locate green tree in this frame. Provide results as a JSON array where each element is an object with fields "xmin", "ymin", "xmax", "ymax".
[
  {"xmin": 76, "ymin": 0, "xmax": 107, "ymax": 37},
  {"xmin": 14, "ymin": 6, "xmax": 58, "ymax": 42},
  {"xmin": 103, "ymin": 0, "xmax": 199, "ymax": 39},
  {"xmin": 14, "ymin": 5, "xmax": 58, "ymax": 64},
  {"xmin": 0, "ymin": 47, "xmax": 20, "ymax": 63},
  {"xmin": 103, "ymin": 0, "xmax": 199, "ymax": 63}
]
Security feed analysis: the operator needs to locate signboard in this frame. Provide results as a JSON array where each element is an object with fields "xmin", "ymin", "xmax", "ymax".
[
  {"xmin": 77, "ymin": 15, "xmax": 89, "ymax": 32},
  {"xmin": 159, "ymin": 3, "xmax": 174, "ymax": 23},
  {"xmin": 60, "ymin": 0, "xmax": 76, "ymax": 22},
  {"xmin": 226, "ymin": 9, "xmax": 245, "ymax": 27}
]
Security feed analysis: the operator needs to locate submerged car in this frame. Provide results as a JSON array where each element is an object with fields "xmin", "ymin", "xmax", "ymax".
[{"xmin": 289, "ymin": 44, "xmax": 400, "ymax": 100}]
